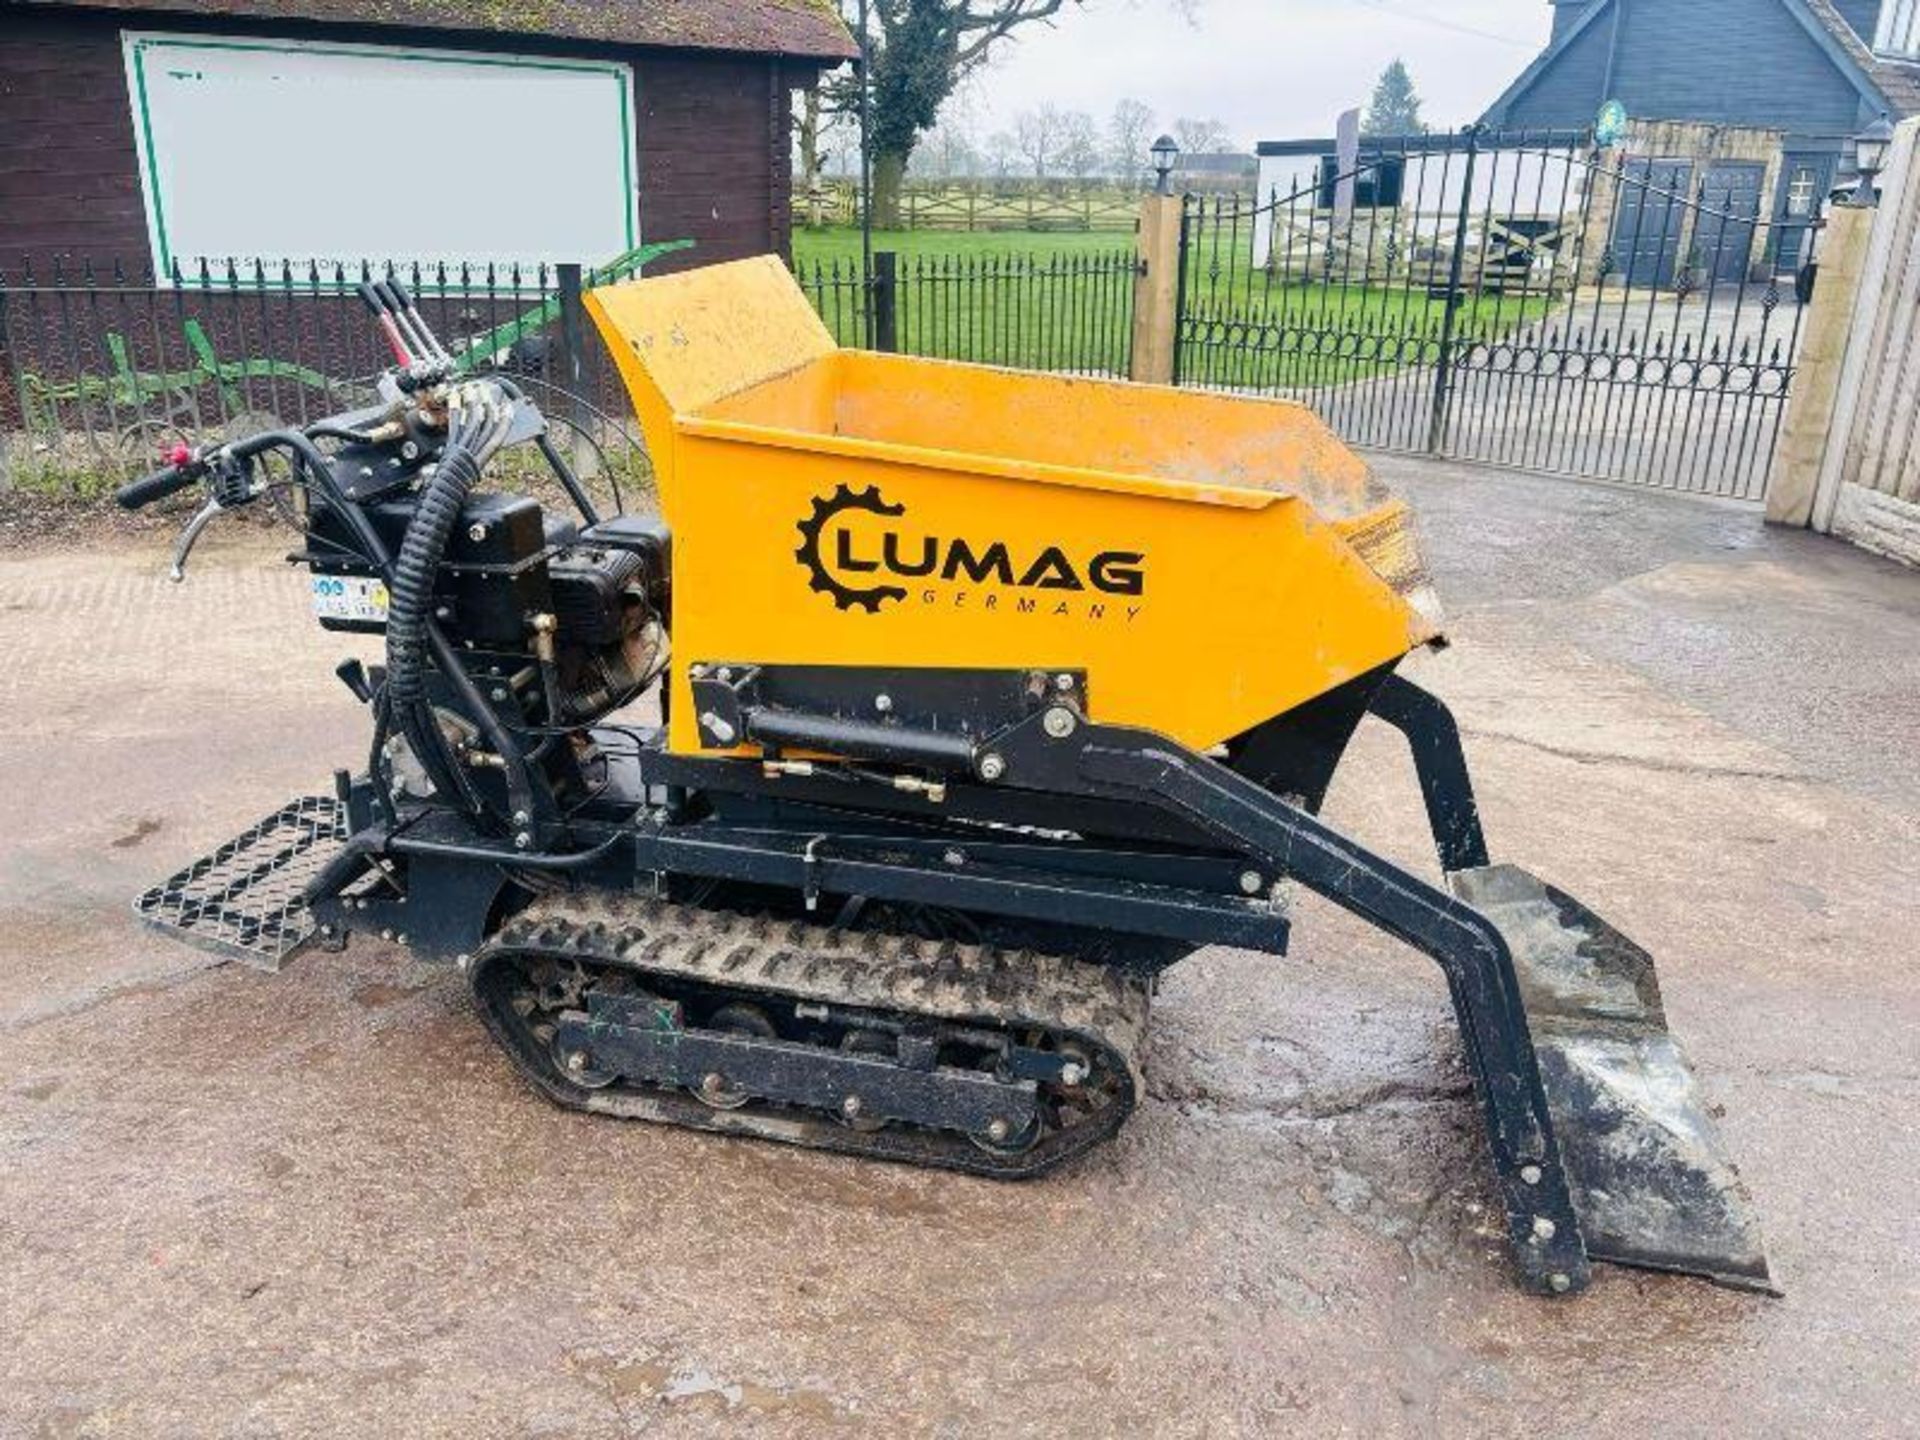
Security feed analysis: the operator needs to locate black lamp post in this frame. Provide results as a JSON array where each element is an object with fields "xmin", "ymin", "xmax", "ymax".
[
  {"xmin": 1150, "ymin": 134, "xmax": 1179, "ymax": 196},
  {"xmin": 1852, "ymin": 115, "xmax": 1894, "ymax": 205},
  {"xmin": 857, "ymin": 0, "xmax": 873, "ymax": 345}
]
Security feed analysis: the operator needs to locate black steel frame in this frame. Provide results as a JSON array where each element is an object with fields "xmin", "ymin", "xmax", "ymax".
[
  {"xmin": 312, "ymin": 654, "xmax": 1589, "ymax": 1293},
  {"xmin": 979, "ymin": 703, "xmax": 1587, "ymax": 1292}
]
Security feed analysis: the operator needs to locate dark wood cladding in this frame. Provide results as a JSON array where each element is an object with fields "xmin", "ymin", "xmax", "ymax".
[
  {"xmin": 0, "ymin": 8, "xmax": 807, "ymax": 270},
  {"xmin": 633, "ymin": 51, "xmax": 794, "ymax": 274},
  {"xmin": 0, "ymin": 11, "xmax": 151, "ymax": 260}
]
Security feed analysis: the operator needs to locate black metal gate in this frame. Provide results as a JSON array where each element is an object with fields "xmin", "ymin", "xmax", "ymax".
[{"xmin": 1174, "ymin": 127, "xmax": 1812, "ymax": 501}]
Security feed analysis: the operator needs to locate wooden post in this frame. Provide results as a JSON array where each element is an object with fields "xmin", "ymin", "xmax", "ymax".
[
  {"xmin": 1767, "ymin": 203, "xmax": 1877, "ymax": 526},
  {"xmin": 1130, "ymin": 191, "xmax": 1182, "ymax": 385}
]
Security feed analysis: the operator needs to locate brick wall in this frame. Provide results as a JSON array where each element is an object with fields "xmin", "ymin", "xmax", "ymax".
[{"xmin": 0, "ymin": 8, "xmax": 804, "ymax": 271}]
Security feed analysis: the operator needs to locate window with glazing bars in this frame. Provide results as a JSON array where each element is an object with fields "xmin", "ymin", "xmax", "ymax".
[{"xmin": 1878, "ymin": 0, "xmax": 1920, "ymax": 57}]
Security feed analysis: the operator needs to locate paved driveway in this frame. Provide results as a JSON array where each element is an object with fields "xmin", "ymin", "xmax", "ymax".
[{"xmin": 2, "ymin": 460, "xmax": 1917, "ymax": 1436}]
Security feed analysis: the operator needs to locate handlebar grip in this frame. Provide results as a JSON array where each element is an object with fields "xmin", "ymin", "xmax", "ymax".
[
  {"xmin": 115, "ymin": 463, "xmax": 197, "ymax": 510},
  {"xmin": 355, "ymin": 280, "xmax": 388, "ymax": 315},
  {"xmin": 374, "ymin": 280, "xmax": 406, "ymax": 314},
  {"xmin": 386, "ymin": 278, "xmax": 414, "ymax": 311}
]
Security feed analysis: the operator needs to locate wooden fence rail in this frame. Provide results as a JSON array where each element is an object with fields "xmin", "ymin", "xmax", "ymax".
[{"xmin": 800, "ymin": 181, "xmax": 1146, "ymax": 233}]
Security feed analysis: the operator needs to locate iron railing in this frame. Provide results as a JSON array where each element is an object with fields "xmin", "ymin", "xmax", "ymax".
[
  {"xmin": 791, "ymin": 248, "xmax": 1135, "ymax": 375},
  {"xmin": 1176, "ymin": 127, "xmax": 1815, "ymax": 500},
  {"xmin": 0, "ymin": 252, "xmax": 671, "ymax": 494},
  {"xmin": 4, "ymin": 245, "xmax": 1137, "ymax": 492}
]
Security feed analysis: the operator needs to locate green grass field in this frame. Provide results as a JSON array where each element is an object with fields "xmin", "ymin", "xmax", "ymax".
[
  {"xmin": 792, "ymin": 226, "xmax": 1137, "ymax": 373},
  {"xmin": 788, "ymin": 225, "xmax": 1550, "ymax": 390}
]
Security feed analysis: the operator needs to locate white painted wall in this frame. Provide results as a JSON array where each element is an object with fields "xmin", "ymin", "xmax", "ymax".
[{"xmin": 1250, "ymin": 144, "xmax": 1588, "ymax": 268}]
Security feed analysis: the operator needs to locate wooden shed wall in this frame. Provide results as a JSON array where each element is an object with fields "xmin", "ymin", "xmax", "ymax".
[{"xmin": 0, "ymin": 7, "xmax": 807, "ymax": 270}]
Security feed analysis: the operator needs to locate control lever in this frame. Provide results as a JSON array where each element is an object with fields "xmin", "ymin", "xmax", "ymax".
[
  {"xmin": 334, "ymin": 658, "xmax": 375, "ymax": 704},
  {"xmin": 169, "ymin": 498, "xmax": 223, "ymax": 583},
  {"xmin": 386, "ymin": 279, "xmax": 454, "ymax": 364},
  {"xmin": 356, "ymin": 280, "xmax": 413, "ymax": 367},
  {"xmin": 166, "ymin": 452, "xmax": 259, "ymax": 583}
]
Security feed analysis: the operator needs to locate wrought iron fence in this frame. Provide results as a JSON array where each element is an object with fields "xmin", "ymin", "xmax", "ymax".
[
  {"xmin": 791, "ymin": 256, "xmax": 871, "ymax": 348},
  {"xmin": 4, "ymin": 244, "xmax": 1136, "ymax": 493},
  {"xmin": 1177, "ymin": 127, "xmax": 1815, "ymax": 500},
  {"xmin": 0, "ymin": 250, "xmax": 672, "ymax": 494},
  {"xmin": 792, "ymin": 248, "xmax": 1135, "ymax": 375}
]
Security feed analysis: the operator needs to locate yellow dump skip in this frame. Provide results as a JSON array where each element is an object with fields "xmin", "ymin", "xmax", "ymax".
[{"xmin": 587, "ymin": 256, "xmax": 1441, "ymax": 756}]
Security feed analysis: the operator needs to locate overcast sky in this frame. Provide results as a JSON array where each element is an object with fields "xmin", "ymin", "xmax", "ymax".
[{"xmin": 938, "ymin": 0, "xmax": 1554, "ymax": 148}]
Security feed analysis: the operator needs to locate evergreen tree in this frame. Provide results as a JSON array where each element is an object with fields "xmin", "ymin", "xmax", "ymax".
[{"xmin": 1362, "ymin": 59, "xmax": 1425, "ymax": 136}]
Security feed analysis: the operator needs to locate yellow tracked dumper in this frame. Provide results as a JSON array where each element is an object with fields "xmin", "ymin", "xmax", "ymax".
[{"xmin": 119, "ymin": 258, "xmax": 1770, "ymax": 1296}]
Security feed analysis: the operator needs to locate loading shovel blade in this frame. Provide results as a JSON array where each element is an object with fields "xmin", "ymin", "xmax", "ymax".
[{"xmin": 1450, "ymin": 865, "xmax": 1775, "ymax": 1293}]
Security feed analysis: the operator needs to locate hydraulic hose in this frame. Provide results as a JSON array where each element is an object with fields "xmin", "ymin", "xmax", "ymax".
[
  {"xmin": 384, "ymin": 388, "xmax": 529, "ymax": 827},
  {"xmin": 386, "ymin": 445, "xmax": 481, "ymax": 720}
]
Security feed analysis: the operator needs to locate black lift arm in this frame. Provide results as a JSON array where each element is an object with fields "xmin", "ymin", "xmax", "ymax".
[{"xmin": 978, "ymin": 705, "xmax": 1590, "ymax": 1294}]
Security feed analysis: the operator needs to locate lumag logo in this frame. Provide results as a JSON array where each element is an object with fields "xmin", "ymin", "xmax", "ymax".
[{"xmin": 795, "ymin": 484, "xmax": 1147, "ymax": 620}]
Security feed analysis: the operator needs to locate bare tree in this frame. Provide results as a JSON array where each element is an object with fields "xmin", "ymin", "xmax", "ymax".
[
  {"xmin": 796, "ymin": 87, "xmax": 828, "ymax": 228},
  {"xmin": 834, "ymin": 1, "xmax": 1189, "ymax": 222},
  {"xmin": 1107, "ymin": 97, "xmax": 1155, "ymax": 181},
  {"xmin": 1058, "ymin": 109, "xmax": 1102, "ymax": 180},
  {"xmin": 913, "ymin": 121, "xmax": 980, "ymax": 179},
  {"xmin": 817, "ymin": 106, "xmax": 860, "ymax": 178},
  {"xmin": 1013, "ymin": 103, "xmax": 1067, "ymax": 178},
  {"xmin": 1171, "ymin": 116, "xmax": 1236, "ymax": 155},
  {"xmin": 983, "ymin": 129, "xmax": 1021, "ymax": 178}
]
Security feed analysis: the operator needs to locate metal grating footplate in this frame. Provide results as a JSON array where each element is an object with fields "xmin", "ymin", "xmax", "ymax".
[{"xmin": 133, "ymin": 795, "xmax": 349, "ymax": 971}]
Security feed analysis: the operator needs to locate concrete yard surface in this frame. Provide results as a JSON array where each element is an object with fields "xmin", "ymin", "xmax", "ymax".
[{"xmin": 2, "ymin": 459, "xmax": 1918, "ymax": 1437}]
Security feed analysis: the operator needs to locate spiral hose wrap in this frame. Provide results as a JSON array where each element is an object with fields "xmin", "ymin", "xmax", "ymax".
[
  {"xmin": 383, "ymin": 387, "xmax": 515, "ymax": 817},
  {"xmin": 385, "ymin": 442, "xmax": 482, "ymax": 712}
]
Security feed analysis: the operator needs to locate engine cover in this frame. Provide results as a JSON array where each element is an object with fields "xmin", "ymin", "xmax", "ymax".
[
  {"xmin": 549, "ymin": 546, "xmax": 647, "ymax": 647},
  {"xmin": 306, "ymin": 489, "xmax": 554, "ymax": 644}
]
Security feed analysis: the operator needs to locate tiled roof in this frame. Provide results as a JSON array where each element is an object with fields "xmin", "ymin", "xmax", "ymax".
[
  {"xmin": 19, "ymin": 0, "xmax": 861, "ymax": 61},
  {"xmin": 1800, "ymin": 0, "xmax": 1920, "ymax": 115}
]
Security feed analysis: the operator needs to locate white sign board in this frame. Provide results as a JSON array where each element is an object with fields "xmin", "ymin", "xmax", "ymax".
[{"xmin": 123, "ymin": 32, "xmax": 638, "ymax": 278}]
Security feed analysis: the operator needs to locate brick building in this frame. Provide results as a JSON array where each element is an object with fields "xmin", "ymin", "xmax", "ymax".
[{"xmin": 0, "ymin": 0, "xmax": 857, "ymax": 272}]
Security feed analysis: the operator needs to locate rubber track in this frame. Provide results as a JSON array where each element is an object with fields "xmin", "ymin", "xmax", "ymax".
[{"xmin": 468, "ymin": 892, "xmax": 1152, "ymax": 1177}]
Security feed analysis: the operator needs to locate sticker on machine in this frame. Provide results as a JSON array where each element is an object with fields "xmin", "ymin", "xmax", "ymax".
[
  {"xmin": 795, "ymin": 483, "xmax": 1146, "ymax": 621},
  {"xmin": 310, "ymin": 575, "xmax": 390, "ymax": 623}
]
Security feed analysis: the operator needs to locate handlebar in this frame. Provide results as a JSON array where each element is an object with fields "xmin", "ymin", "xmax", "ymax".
[{"xmin": 116, "ymin": 457, "xmax": 202, "ymax": 510}]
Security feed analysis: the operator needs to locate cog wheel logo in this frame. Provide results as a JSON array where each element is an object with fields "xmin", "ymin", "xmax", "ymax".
[{"xmin": 795, "ymin": 483, "xmax": 909, "ymax": 612}]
